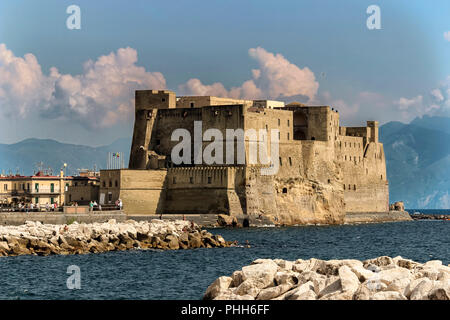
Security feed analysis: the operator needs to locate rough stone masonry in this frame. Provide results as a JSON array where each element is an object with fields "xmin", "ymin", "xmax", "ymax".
[{"xmin": 101, "ymin": 90, "xmax": 394, "ymax": 225}]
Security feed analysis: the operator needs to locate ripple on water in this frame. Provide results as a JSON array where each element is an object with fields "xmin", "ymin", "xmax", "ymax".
[{"xmin": 0, "ymin": 220, "xmax": 449, "ymax": 299}]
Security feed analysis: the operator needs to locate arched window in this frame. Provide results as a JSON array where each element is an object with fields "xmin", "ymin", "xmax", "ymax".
[{"xmin": 282, "ymin": 188, "xmax": 287, "ymax": 194}]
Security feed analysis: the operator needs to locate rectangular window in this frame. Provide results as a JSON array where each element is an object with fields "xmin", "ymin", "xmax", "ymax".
[
  {"xmin": 207, "ymin": 177, "xmax": 212, "ymax": 184},
  {"xmin": 35, "ymin": 183, "xmax": 39, "ymax": 192},
  {"xmin": 173, "ymin": 177, "xmax": 176, "ymax": 184},
  {"xmin": 50, "ymin": 183, "xmax": 54, "ymax": 193},
  {"xmin": 287, "ymin": 119, "xmax": 290, "ymax": 127},
  {"xmin": 189, "ymin": 177, "xmax": 194, "ymax": 184},
  {"xmin": 50, "ymin": 197, "xmax": 54, "ymax": 204},
  {"xmin": 287, "ymin": 132, "xmax": 290, "ymax": 140},
  {"xmin": 4, "ymin": 184, "xmax": 7, "ymax": 191},
  {"xmin": 35, "ymin": 197, "xmax": 38, "ymax": 204},
  {"xmin": 278, "ymin": 119, "xmax": 280, "ymax": 126},
  {"xmin": 279, "ymin": 157, "xmax": 283, "ymax": 166},
  {"xmin": 289, "ymin": 157, "xmax": 292, "ymax": 166}
]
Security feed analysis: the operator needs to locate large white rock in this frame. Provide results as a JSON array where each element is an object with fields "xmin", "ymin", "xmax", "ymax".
[
  {"xmin": 241, "ymin": 260, "xmax": 278, "ymax": 289},
  {"xmin": 350, "ymin": 265, "xmax": 376, "ymax": 282},
  {"xmin": 256, "ymin": 283, "xmax": 293, "ymax": 300},
  {"xmin": 338, "ymin": 265, "xmax": 360, "ymax": 295},
  {"xmin": 377, "ymin": 267, "xmax": 412, "ymax": 285},
  {"xmin": 274, "ymin": 270, "xmax": 300, "ymax": 286},
  {"xmin": 318, "ymin": 278, "xmax": 342, "ymax": 298},
  {"xmin": 204, "ymin": 276, "xmax": 233, "ymax": 300},
  {"xmin": 410, "ymin": 278, "xmax": 434, "ymax": 300},
  {"xmin": 235, "ymin": 279, "xmax": 264, "ymax": 298},
  {"xmin": 288, "ymin": 281, "xmax": 317, "ymax": 300},
  {"xmin": 371, "ymin": 291, "xmax": 407, "ymax": 300}
]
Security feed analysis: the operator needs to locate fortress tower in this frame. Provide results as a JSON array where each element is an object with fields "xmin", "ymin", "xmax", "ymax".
[{"xmin": 101, "ymin": 90, "xmax": 390, "ymax": 225}]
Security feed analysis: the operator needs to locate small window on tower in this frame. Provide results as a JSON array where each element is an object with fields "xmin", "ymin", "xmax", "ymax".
[{"xmin": 190, "ymin": 102, "xmax": 195, "ymax": 108}]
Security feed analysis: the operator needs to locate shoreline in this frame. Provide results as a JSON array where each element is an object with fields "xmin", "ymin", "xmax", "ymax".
[
  {"xmin": 0, "ymin": 219, "xmax": 231, "ymax": 257},
  {"xmin": 204, "ymin": 256, "xmax": 450, "ymax": 300}
]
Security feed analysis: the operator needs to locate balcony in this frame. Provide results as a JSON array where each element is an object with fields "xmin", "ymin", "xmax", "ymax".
[{"xmin": 26, "ymin": 187, "xmax": 60, "ymax": 195}]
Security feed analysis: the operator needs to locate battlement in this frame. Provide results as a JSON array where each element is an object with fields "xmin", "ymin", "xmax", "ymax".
[
  {"xmin": 125, "ymin": 89, "xmax": 389, "ymax": 220},
  {"xmin": 135, "ymin": 90, "xmax": 176, "ymax": 110}
]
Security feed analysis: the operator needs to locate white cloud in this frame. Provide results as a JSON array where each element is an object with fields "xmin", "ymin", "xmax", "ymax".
[
  {"xmin": 444, "ymin": 31, "xmax": 450, "ymax": 42},
  {"xmin": 395, "ymin": 95, "xmax": 423, "ymax": 111},
  {"xmin": 178, "ymin": 47, "xmax": 319, "ymax": 101},
  {"xmin": 0, "ymin": 45, "xmax": 166, "ymax": 128},
  {"xmin": 431, "ymin": 88, "xmax": 444, "ymax": 102}
]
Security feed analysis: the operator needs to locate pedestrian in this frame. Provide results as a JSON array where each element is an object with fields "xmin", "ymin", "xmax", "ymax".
[
  {"xmin": 119, "ymin": 199, "xmax": 123, "ymax": 210},
  {"xmin": 89, "ymin": 201, "xmax": 94, "ymax": 212}
]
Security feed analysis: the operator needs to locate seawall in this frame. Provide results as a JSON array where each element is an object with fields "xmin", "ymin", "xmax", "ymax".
[
  {"xmin": 344, "ymin": 211, "xmax": 412, "ymax": 224},
  {"xmin": 0, "ymin": 211, "xmax": 127, "ymax": 226}
]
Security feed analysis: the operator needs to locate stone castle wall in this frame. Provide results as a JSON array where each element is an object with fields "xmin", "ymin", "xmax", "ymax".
[{"xmin": 113, "ymin": 90, "xmax": 390, "ymax": 224}]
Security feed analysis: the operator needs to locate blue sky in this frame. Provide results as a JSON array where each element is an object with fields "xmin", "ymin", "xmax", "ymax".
[{"xmin": 0, "ymin": 0, "xmax": 450, "ymax": 145}]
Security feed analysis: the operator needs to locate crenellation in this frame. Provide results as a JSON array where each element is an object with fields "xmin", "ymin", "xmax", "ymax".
[{"xmin": 113, "ymin": 90, "xmax": 391, "ymax": 223}]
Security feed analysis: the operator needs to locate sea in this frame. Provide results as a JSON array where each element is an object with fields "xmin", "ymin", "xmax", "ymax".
[{"xmin": 0, "ymin": 209, "xmax": 448, "ymax": 300}]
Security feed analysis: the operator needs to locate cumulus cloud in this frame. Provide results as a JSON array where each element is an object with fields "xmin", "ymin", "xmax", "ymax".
[
  {"xmin": 395, "ymin": 95, "xmax": 423, "ymax": 111},
  {"xmin": 0, "ymin": 45, "xmax": 166, "ymax": 128},
  {"xmin": 178, "ymin": 47, "xmax": 319, "ymax": 101},
  {"xmin": 0, "ymin": 44, "xmax": 53, "ymax": 117}
]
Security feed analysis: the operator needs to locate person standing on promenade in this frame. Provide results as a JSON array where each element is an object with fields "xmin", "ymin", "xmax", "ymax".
[{"xmin": 89, "ymin": 201, "xmax": 94, "ymax": 213}]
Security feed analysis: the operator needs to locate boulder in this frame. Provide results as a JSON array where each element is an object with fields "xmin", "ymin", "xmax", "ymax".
[
  {"xmin": 363, "ymin": 256, "xmax": 394, "ymax": 268},
  {"xmin": 350, "ymin": 265, "xmax": 376, "ymax": 282},
  {"xmin": 428, "ymin": 288, "xmax": 450, "ymax": 300},
  {"xmin": 318, "ymin": 278, "xmax": 342, "ymax": 298},
  {"xmin": 338, "ymin": 265, "xmax": 360, "ymax": 295},
  {"xmin": 165, "ymin": 234, "xmax": 180, "ymax": 250},
  {"xmin": 217, "ymin": 214, "xmax": 238, "ymax": 227},
  {"xmin": 241, "ymin": 260, "xmax": 278, "ymax": 289},
  {"xmin": 377, "ymin": 267, "xmax": 412, "ymax": 285},
  {"xmin": 410, "ymin": 278, "xmax": 434, "ymax": 300},
  {"xmin": 274, "ymin": 271, "xmax": 300, "ymax": 286},
  {"xmin": 235, "ymin": 279, "xmax": 264, "ymax": 298},
  {"xmin": 256, "ymin": 283, "xmax": 293, "ymax": 300},
  {"xmin": 231, "ymin": 270, "xmax": 244, "ymax": 287},
  {"xmin": 204, "ymin": 276, "xmax": 233, "ymax": 300},
  {"xmin": 287, "ymin": 281, "xmax": 316, "ymax": 300},
  {"xmin": 371, "ymin": 291, "xmax": 407, "ymax": 300}
]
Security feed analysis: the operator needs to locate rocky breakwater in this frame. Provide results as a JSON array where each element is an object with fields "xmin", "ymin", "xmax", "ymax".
[
  {"xmin": 0, "ymin": 219, "xmax": 231, "ymax": 256},
  {"xmin": 204, "ymin": 256, "xmax": 450, "ymax": 300}
]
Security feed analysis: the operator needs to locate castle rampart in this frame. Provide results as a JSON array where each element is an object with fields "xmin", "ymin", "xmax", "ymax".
[{"xmin": 113, "ymin": 89, "xmax": 390, "ymax": 224}]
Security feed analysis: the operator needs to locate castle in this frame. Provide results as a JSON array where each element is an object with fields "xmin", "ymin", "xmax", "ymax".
[{"xmin": 99, "ymin": 89, "xmax": 389, "ymax": 225}]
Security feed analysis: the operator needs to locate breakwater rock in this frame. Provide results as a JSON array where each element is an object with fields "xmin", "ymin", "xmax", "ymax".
[
  {"xmin": 204, "ymin": 256, "xmax": 450, "ymax": 300},
  {"xmin": 0, "ymin": 219, "xmax": 231, "ymax": 256},
  {"xmin": 410, "ymin": 212, "xmax": 450, "ymax": 221}
]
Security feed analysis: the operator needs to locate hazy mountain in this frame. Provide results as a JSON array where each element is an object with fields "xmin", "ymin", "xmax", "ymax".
[
  {"xmin": 0, "ymin": 116, "xmax": 448, "ymax": 209},
  {"xmin": 0, "ymin": 137, "xmax": 131, "ymax": 176},
  {"xmin": 380, "ymin": 116, "xmax": 450, "ymax": 209}
]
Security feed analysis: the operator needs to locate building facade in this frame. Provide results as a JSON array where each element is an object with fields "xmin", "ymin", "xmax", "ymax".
[
  {"xmin": 0, "ymin": 170, "xmax": 100, "ymax": 208},
  {"xmin": 105, "ymin": 89, "xmax": 389, "ymax": 224}
]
